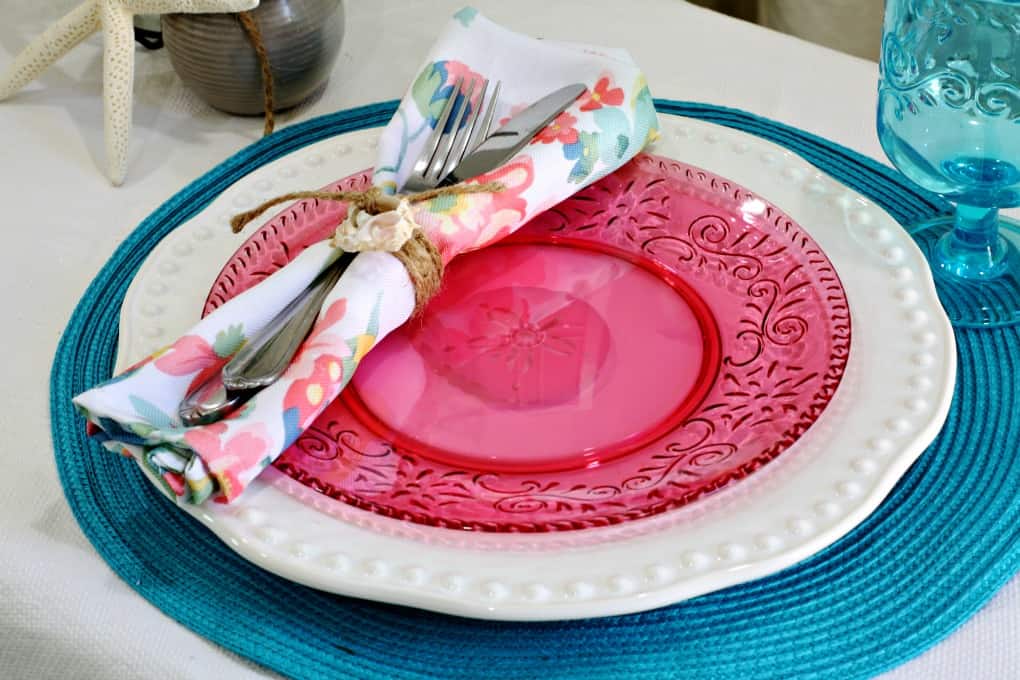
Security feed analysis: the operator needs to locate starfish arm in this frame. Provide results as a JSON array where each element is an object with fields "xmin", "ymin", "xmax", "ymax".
[
  {"xmin": 0, "ymin": 0, "xmax": 101, "ymax": 101},
  {"xmin": 100, "ymin": 0, "xmax": 135, "ymax": 185},
  {"xmin": 121, "ymin": 0, "xmax": 259, "ymax": 13}
]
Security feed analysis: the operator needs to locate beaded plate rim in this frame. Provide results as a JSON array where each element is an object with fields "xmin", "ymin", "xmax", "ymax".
[{"xmin": 116, "ymin": 115, "xmax": 955, "ymax": 620}]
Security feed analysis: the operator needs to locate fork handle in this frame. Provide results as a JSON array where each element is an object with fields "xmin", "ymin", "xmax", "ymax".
[{"xmin": 221, "ymin": 252, "xmax": 354, "ymax": 391}]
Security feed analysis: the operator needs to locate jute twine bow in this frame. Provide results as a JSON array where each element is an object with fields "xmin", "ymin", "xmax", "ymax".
[{"xmin": 230, "ymin": 182, "xmax": 505, "ymax": 313}]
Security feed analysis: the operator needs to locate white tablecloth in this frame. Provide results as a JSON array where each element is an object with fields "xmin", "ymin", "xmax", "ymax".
[{"xmin": 2, "ymin": 1, "xmax": 1017, "ymax": 677}]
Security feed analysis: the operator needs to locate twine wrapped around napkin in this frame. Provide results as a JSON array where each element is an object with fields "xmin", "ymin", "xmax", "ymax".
[
  {"xmin": 226, "ymin": 181, "xmax": 505, "ymax": 313},
  {"xmin": 73, "ymin": 7, "xmax": 659, "ymax": 504}
]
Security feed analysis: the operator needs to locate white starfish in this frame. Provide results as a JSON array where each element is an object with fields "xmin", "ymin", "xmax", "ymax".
[{"xmin": 0, "ymin": 0, "xmax": 259, "ymax": 185}]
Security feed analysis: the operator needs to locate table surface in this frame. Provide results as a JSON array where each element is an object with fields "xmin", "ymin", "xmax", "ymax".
[{"xmin": 3, "ymin": 0, "xmax": 1018, "ymax": 677}]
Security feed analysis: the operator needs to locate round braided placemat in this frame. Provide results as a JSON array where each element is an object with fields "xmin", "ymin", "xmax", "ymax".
[{"xmin": 50, "ymin": 100, "xmax": 1020, "ymax": 679}]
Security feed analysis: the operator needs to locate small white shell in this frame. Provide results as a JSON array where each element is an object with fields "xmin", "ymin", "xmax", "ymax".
[{"xmin": 332, "ymin": 200, "xmax": 417, "ymax": 253}]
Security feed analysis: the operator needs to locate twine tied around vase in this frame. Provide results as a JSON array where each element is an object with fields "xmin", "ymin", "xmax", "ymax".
[
  {"xmin": 230, "ymin": 182, "xmax": 505, "ymax": 312},
  {"xmin": 236, "ymin": 11, "xmax": 276, "ymax": 136}
]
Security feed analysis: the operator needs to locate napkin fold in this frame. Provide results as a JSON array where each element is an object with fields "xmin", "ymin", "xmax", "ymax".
[{"xmin": 73, "ymin": 7, "xmax": 659, "ymax": 504}]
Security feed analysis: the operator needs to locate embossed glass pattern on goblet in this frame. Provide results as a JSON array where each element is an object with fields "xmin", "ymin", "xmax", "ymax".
[{"xmin": 878, "ymin": 0, "xmax": 1020, "ymax": 326}]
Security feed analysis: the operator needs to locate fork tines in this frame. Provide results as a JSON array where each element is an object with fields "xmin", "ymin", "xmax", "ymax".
[{"xmin": 407, "ymin": 77, "xmax": 501, "ymax": 191}]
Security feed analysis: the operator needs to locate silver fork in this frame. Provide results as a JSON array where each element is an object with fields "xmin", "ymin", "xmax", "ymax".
[
  {"xmin": 404, "ymin": 77, "xmax": 501, "ymax": 192},
  {"xmin": 179, "ymin": 77, "xmax": 501, "ymax": 425},
  {"xmin": 221, "ymin": 78, "xmax": 501, "ymax": 390}
]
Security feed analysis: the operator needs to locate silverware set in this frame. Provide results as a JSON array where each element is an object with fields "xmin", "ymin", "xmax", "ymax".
[
  {"xmin": 404, "ymin": 76, "xmax": 501, "ymax": 192},
  {"xmin": 180, "ymin": 81, "xmax": 586, "ymax": 425}
]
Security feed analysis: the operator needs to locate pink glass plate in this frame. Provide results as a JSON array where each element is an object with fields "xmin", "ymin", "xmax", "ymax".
[{"xmin": 204, "ymin": 154, "xmax": 851, "ymax": 532}]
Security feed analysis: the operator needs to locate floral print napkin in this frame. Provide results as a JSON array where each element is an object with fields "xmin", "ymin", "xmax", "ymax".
[{"xmin": 73, "ymin": 7, "xmax": 658, "ymax": 505}]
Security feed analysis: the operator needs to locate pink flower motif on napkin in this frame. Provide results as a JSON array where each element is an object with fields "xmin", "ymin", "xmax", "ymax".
[
  {"xmin": 152, "ymin": 325, "xmax": 246, "ymax": 393},
  {"xmin": 284, "ymin": 356, "xmax": 347, "ymax": 430},
  {"xmin": 184, "ymin": 421, "xmax": 272, "ymax": 501},
  {"xmin": 579, "ymin": 76, "xmax": 624, "ymax": 111},
  {"xmin": 443, "ymin": 60, "xmax": 484, "ymax": 92},
  {"xmin": 281, "ymin": 298, "xmax": 361, "ymax": 431},
  {"xmin": 532, "ymin": 111, "xmax": 579, "ymax": 145},
  {"xmin": 152, "ymin": 335, "xmax": 224, "ymax": 396},
  {"xmin": 154, "ymin": 335, "xmax": 218, "ymax": 376},
  {"xmin": 415, "ymin": 156, "xmax": 535, "ymax": 257}
]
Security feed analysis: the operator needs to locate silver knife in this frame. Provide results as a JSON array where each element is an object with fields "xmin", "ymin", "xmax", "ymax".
[{"xmin": 442, "ymin": 83, "xmax": 586, "ymax": 185}]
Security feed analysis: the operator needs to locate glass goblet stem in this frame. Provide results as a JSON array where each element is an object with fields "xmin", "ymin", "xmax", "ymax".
[{"xmin": 933, "ymin": 204, "xmax": 1008, "ymax": 281}]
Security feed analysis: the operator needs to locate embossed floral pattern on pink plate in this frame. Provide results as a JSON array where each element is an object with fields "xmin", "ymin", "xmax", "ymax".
[{"xmin": 204, "ymin": 154, "xmax": 851, "ymax": 532}]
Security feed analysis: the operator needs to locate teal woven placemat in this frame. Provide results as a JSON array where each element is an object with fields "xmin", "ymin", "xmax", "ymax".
[{"xmin": 50, "ymin": 100, "xmax": 1020, "ymax": 680}]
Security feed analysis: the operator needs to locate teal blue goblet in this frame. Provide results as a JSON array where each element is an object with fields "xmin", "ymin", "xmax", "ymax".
[{"xmin": 878, "ymin": 0, "xmax": 1020, "ymax": 327}]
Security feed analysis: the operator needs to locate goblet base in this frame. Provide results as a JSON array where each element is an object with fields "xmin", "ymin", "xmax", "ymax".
[{"xmin": 911, "ymin": 216, "xmax": 1020, "ymax": 328}]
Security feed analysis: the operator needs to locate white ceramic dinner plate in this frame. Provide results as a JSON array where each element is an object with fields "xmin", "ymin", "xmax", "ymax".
[{"xmin": 118, "ymin": 114, "xmax": 955, "ymax": 620}]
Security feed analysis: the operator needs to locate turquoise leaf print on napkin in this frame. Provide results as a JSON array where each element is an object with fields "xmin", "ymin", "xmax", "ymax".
[
  {"xmin": 411, "ymin": 63, "xmax": 448, "ymax": 126},
  {"xmin": 411, "ymin": 61, "xmax": 485, "ymax": 129},
  {"xmin": 213, "ymin": 324, "xmax": 246, "ymax": 358},
  {"xmin": 564, "ymin": 131, "xmax": 601, "ymax": 183},
  {"xmin": 593, "ymin": 106, "xmax": 630, "ymax": 164},
  {"xmin": 454, "ymin": 6, "xmax": 478, "ymax": 26},
  {"xmin": 129, "ymin": 395, "xmax": 183, "ymax": 434},
  {"xmin": 281, "ymin": 407, "xmax": 302, "ymax": 450}
]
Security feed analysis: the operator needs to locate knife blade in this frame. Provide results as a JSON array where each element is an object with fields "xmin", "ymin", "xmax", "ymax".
[{"xmin": 443, "ymin": 82, "xmax": 586, "ymax": 184}]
